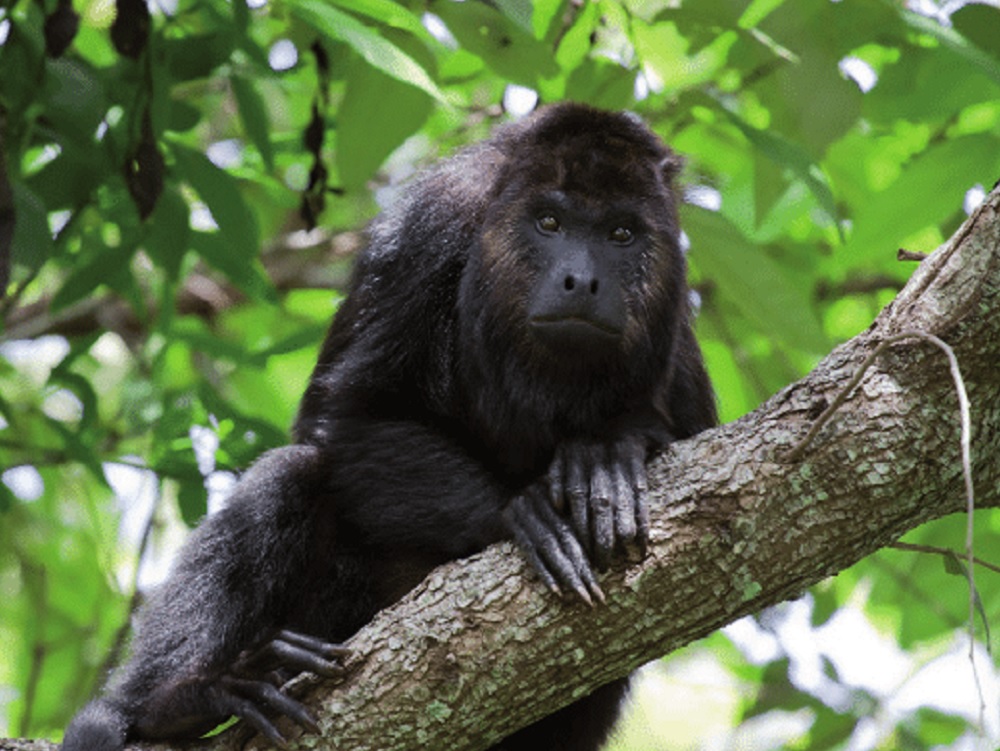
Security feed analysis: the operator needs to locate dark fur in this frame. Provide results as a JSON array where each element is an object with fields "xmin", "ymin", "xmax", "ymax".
[{"xmin": 63, "ymin": 103, "xmax": 716, "ymax": 751}]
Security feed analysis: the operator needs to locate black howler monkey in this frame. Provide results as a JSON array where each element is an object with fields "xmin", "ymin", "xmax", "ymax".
[{"xmin": 63, "ymin": 103, "xmax": 716, "ymax": 751}]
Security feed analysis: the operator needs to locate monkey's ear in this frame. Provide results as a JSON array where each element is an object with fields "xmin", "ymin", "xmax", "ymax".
[{"xmin": 659, "ymin": 151, "xmax": 685, "ymax": 182}]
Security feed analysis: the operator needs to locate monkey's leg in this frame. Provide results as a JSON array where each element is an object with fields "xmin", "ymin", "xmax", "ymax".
[{"xmin": 65, "ymin": 446, "xmax": 346, "ymax": 751}]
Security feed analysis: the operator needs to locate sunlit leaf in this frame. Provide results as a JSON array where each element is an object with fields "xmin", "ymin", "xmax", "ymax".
[
  {"xmin": 433, "ymin": 1, "xmax": 558, "ymax": 87},
  {"xmin": 839, "ymin": 134, "xmax": 1000, "ymax": 267},
  {"xmin": 684, "ymin": 206, "xmax": 827, "ymax": 353},
  {"xmin": 330, "ymin": 0, "xmax": 432, "ymax": 39},
  {"xmin": 290, "ymin": 0, "xmax": 447, "ymax": 103},
  {"xmin": 719, "ymin": 106, "xmax": 839, "ymax": 229},
  {"xmin": 336, "ymin": 48, "xmax": 433, "ymax": 189}
]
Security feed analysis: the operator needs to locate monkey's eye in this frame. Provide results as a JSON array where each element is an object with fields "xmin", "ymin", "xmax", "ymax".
[
  {"xmin": 609, "ymin": 226, "xmax": 634, "ymax": 245},
  {"xmin": 535, "ymin": 214, "xmax": 561, "ymax": 234}
]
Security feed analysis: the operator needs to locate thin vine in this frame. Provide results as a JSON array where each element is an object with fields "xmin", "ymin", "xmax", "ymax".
[{"xmin": 787, "ymin": 330, "xmax": 984, "ymax": 726}]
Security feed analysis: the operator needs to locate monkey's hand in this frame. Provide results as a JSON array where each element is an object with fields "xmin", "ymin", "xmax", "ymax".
[
  {"xmin": 504, "ymin": 486, "xmax": 606, "ymax": 606},
  {"xmin": 548, "ymin": 436, "xmax": 649, "ymax": 572},
  {"xmin": 211, "ymin": 630, "xmax": 349, "ymax": 747}
]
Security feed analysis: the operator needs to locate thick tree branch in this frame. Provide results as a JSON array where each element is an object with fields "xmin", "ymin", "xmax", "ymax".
[{"xmin": 3, "ymin": 186, "xmax": 999, "ymax": 751}]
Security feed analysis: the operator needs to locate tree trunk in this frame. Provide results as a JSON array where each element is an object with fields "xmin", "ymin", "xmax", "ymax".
[{"xmin": 3, "ymin": 184, "xmax": 999, "ymax": 751}]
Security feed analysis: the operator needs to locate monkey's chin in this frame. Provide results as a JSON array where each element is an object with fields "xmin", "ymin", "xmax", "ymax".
[{"xmin": 529, "ymin": 317, "xmax": 623, "ymax": 354}]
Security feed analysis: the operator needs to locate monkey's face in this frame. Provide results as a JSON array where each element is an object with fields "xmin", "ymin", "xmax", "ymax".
[
  {"xmin": 464, "ymin": 107, "xmax": 688, "ymax": 385},
  {"xmin": 473, "ymin": 182, "xmax": 681, "ymax": 374},
  {"xmin": 520, "ymin": 191, "xmax": 640, "ymax": 356}
]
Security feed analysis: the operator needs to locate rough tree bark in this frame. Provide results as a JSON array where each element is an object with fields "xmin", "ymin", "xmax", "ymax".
[{"xmin": 3, "ymin": 184, "xmax": 999, "ymax": 751}]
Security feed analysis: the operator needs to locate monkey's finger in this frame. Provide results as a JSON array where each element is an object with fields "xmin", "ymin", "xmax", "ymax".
[
  {"xmin": 225, "ymin": 677, "xmax": 320, "ymax": 734},
  {"xmin": 269, "ymin": 636, "xmax": 347, "ymax": 677},
  {"xmin": 564, "ymin": 446, "xmax": 590, "ymax": 553},
  {"xmin": 507, "ymin": 493, "xmax": 601, "ymax": 605},
  {"xmin": 628, "ymin": 449, "xmax": 650, "ymax": 556},
  {"xmin": 277, "ymin": 629, "xmax": 351, "ymax": 659},
  {"xmin": 547, "ymin": 447, "xmax": 567, "ymax": 512},
  {"xmin": 529, "ymin": 516, "xmax": 595, "ymax": 605},
  {"xmin": 588, "ymin": 450, "xmax": 615, "ymax": 572},
  {"xmin": 531, "ymin": 552, "xmax": 568, "ymax": 600},
  {"xmin": 544, "ymin": 508, "xmax": 604, "ymax": 605},
  {"xmin": 540, "ymin": 537, "xmax": 599, "ymax": 607},
  {"xmin": 214, "ymin": 682, "xmax": 291, "ymax": 749},
  {"xmin": 610, "ymin": 456, "xmax": 637, "ymax": 550},
  {"xmin": 243, "ymin": 708, "xmax": 290, "ymax": 750},
  {"xmin": 505, "ymin": 496, "xmax": 568, "ymax": 598},
  {"xmin": 531, "ymin": 487, "xmax": 605, "ymax": 605},
  {"xmin": 508, "ymin": 515, "xmax": 563, "ymax": 597}
]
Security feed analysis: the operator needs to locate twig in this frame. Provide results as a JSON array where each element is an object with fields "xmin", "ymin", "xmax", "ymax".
[
  {"xmin": 897, "ymin": 248, "xmax": 929, "ymax": 262},
  {"xmin": 889, "ymin": 541, "xmax": 1000, "ymax": 577}
]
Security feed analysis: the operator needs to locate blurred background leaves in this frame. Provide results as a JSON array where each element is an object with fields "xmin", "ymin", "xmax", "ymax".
[{"xmin": 2, "ymin": 0, "xmax": 1000, "ymax": 747}]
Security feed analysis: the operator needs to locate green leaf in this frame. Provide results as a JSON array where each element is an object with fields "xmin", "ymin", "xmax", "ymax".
[
  {"xmin": 49, "ymin": 368, "xmax": 99, "ymax": 433},
  {"xmin": 177, "ymin": 478, "xmax": 207, "ymax": 527},
  {"xmin": 10, "ymin": 182, "xmax": 54, "ymax": 272},
  {"xmin": 230, "ymin": 75, "xmax": 274, "ymax": 171},
  {"xmin": 43, "ymin": 59, "xmax": 107, "ymax": 146},
  {"xmin": 432, "ymin": 1, "xmax": 559, "ymax": 87},
  {"xmin": 189, "ymin": 231, "xmax": 275, "ymax": 303},
  {"xmin": 738, "ymin": 0, "xmax": 789, "ymax": 29},
  {"xmin": 564, "ymin": 59, "xmax": 637, "ymax": 111},
  {"xmin": 0, "ymin": 482, "xmax": 13, "ymax": 513},
  {"xmin": 951, "ymin": 3, "xmax": 1000, "ymax": 61},
  {"xmin": 493, "ymin": 0, "xmax": 534, "ymax": 35},
  {"xmin": 867, "ymin": 45, "xmax": 999, "ymax": 123},
  {"xmin": 531, "ymin": 0, "xmax": 563, "ymax": 39},
  {"xmin": 719, "ymin": 106, "xmax": 839, "ymax": 229},
  {"xmin": 143, "ymin": 186, "xmax": 191, "ymax": 280},
  {"xmin": 0, "ymin": 16, "xmax": 44, "ymax": 115},
  {"xmin": 164, "ymin": 31, "xmax": 235, "ymax": 82},
  {"xmin": 554, "ymin": 0, "xmax": 599, "ymax": 73},
  {"xmin": 840, "ymin": 134, "xmax": 1000, "ymax": 267},
  {"xmin": 683, "ymin": 206, "xmax": 828, "ymax": 353},
  {"xmin": 290, "ymin": 0, "xmax": 447, "ymax": 103},
  {"xmin": 167, "ymin": 99, "xmax": 202, "ymax": 133},
  {"xmin": 337, "ymin": 57, "xmax": 433, "ymax": 189},
  {"xmin": 942, "ymin": 550, "xmax": 964, "ymax": 577},
  {"xmin": 901, "ymin": 9, "xmax": 1000, "ymax": 87},
  {"xmin": 329, "ymin": 0, "xmax": 431, "ymax": 40},
  {"xmin": 913, "ymin": 708, "xmax": 967, "ymax": 747},
  {"xmin": 51, "ymin": 243, "xmax": 133, "ymax": 311},
  {"xmin": 25, "ymin": 145, "xmax": 108, "ymax": 210},
  {"xmin": 632, "ymin": 19, "xmax": 737, "ymax": 95},
  {"xmin": 233, "ymin": 0, "xmax": 249, "ymax": 36},
  {"xmin": 172, "ymin": 314, "xmax": 265, "ymax": 365},
  {"xmin": 48, "ymin": 419, "xmax": 106, "ymax": 482},
  {"xmin": 170, "ymin": 143, "xmax": 261, "ymax": 273}
]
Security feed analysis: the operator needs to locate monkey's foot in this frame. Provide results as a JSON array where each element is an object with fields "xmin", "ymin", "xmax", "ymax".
[{"xmin": 219, "ymin": 629, "xmax": 350, "ymax": 747}]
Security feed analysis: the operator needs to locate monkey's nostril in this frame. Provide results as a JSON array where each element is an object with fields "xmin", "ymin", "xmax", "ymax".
[
  {"xmin": 590, "ymin": 279, "xmax": 599, "ymax": 294},
  {"xmin": 564, "ymin": 276, "xmax": 575, "ymax": 291}
]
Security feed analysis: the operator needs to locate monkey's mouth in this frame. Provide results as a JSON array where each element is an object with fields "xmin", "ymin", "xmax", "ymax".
[{"xmin": 529, "ymin": 316, "xmax": 623, "ymax": 349}]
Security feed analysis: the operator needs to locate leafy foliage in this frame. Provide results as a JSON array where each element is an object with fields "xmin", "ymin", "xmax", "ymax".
[{"xmin": 2, "ymin": 0, "xmax": 1000, "ymax": 747}]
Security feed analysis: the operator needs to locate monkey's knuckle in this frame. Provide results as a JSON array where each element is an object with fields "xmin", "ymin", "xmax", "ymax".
[{"xmin": 591, "ymin": 494, "xmax": 613, "ymax": 513}]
